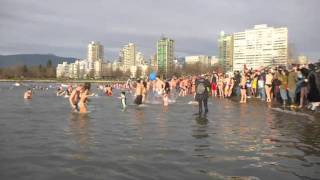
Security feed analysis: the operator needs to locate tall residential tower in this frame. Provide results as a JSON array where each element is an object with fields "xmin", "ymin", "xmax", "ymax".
[
  {"xmin": 157, "ymin": 37, "xmax": 174, "ymax": 78},
  {"xmin": 233, "ymin": 24, "xmax": 288, "ymax": 71},
  {"xmin": 122, "ymin": 43, "xmax": 136, "ymax": 71},
  {"xmin": 88, "ymin": 41, "xmax": 104, "ymax": 62},
  {"xmin": 218, "ymin": 31, "xmax": 234, "ymax": 72},
  {"xmin": 87, "ymin": 41, "xmax": 104, "ymax": 78}
]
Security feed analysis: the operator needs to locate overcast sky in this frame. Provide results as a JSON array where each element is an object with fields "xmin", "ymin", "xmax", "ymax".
[{"xmin": 0, "ymin": 0, "xmax": 319, "ymax": 61}]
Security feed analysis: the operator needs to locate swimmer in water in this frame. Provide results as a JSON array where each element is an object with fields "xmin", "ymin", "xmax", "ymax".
[
  {"xmin": 66, "ymin": 85, "xmax": 73, "ymax": 96},
  {"xmin": 163, "ymin": 92, "xmax": 169, "ymax": 106},
  {"xmin": 105, "ymin": 84, "xmax": 113, "ymax": 96},
  {"xmin": 24, "ymin": 88, "xmax": 32, "ymax": 99},
  {"xmin": 142, "ymin": 81, "xmax": 148, "ymax": 103},
  {"xmin": 119, "ymin": 91, "xmax": 127, "ymax": 109},
  {"xmin": 155, "ymin": 76, "xmax": 165, "ymax": 95},
  {"xmin": 69, "ymin": 84, "xmax": 82, "ymax": 112},
  {"xmin": 56, "ymin": 87, "xmax": 65, "ymax": 96},
  {"xmin": 79, "ymin": 82, "xmax": 91, "ymax": 113},
  {"xmin": 134, "ymin": 79, "xmax": 143, "ymax": 105},
  {"xmin": 163, "ymin": 80, "xmax": 170, "ymax": 106}
]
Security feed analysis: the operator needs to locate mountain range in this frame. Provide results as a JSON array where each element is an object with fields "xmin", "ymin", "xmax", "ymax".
[{"xmin": 0, "ymin": 54, "xmax": 77, "ymax": 67}]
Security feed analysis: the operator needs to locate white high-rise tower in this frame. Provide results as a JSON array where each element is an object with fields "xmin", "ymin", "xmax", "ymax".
[{"xmin": 233, "ymin": 24, "xmax": 288, "ymax": 71}]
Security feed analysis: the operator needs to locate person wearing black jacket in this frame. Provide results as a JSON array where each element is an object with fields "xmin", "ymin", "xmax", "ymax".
[
  {"xmin": 195, "ymin": 75, "xmax": 211, "ymax": 115},
  {"xmin": 307, "ymin": 64, "xmax": 320, "ymax": 102}
]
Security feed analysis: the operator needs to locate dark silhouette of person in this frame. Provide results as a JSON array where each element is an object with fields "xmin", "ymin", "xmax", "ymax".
[{"xmin": 195, "ymin": 75, "xmax": 211, "ymax": 115}]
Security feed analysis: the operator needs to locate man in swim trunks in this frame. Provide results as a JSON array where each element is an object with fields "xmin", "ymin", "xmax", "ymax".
[
  {"xmin": 134, "ymin": 79, "xmax": 143, "ymax": 105},
  {"xmin": 170, "ymin": 76, "xmax": 177, "ymax": 90},
  {"xmin": 69, "ymin": 84, "xmax": 82, "ymax": 112},
  {"xmin": 155, "ymin": 76, "xmax": 165, "ymax": 95}
]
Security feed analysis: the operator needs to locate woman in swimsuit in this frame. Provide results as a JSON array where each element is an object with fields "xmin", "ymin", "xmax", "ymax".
[
  {"xmin": 227, "ymin": 77, "xmax": 235, "ymax": 97},
  {"xmin": 211, "ymin": 73, "xmax": 218, "ymax": 97},
  {"xmin": 224, "ymin": 74, "xmax": 230, "ymax": 97},
  {"xmin": 217, "ymin": 74, "xmax": 224, "ymax": 98},
  {"xmin": 251, "ymin": 75, "xmax": 258, "ymax": 97}
]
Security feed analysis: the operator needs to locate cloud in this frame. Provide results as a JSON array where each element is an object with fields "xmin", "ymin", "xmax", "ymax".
[{"xmin": 0, "ymin": 0, "xmax": 319, "ymax": 60}]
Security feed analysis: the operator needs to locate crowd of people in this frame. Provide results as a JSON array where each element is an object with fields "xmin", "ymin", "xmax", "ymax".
[
  {"xmin": 217, "ymin": 64, "xmax": 320, "ymax": 110},
  {"xmin": 23, "ymin": 63, "xmax": 320, "ymax": 114}
]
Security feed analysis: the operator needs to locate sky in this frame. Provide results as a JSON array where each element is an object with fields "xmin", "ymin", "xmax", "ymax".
[{"xmin": 0, "ymin": 0, "xmax": 319, "ymax": 61}]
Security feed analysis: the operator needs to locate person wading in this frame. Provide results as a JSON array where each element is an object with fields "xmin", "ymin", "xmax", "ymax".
[
  {"xmin": 134, "ymin": 79, "xmax": 143, "ymax": 105},
  {"xmin": 195, "ymin": 74, "xmax": 211, "ymax": 116}
]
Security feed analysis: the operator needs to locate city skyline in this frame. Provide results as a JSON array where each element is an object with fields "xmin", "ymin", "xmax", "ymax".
[{"xmin": 0, "ymin": 0, "xmax": 319, "ymax": 61}]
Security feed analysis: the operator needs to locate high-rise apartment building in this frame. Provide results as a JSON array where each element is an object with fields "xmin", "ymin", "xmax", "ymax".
[
  {"xmin": 88, "ymin": 41, "xmax": 104, "ymax": 62},
  {"xmin": 57, "ymin": 42, "xmax": 106, "ymax": 79},
  {"xmin": 87, "ymin": 41, "xmax": 104, "ymax": 78},
  {"xmin": 218, "ymin": 31, "xmax": 234, "ymax": 72},
  {"xmin": 157, "ymin": 37, "xmax": 174, "ymax": 78},
  {"xmin": 233, "ymin": 24, "xmax": 288, "ymax": 71},
  {"xmin": 122, "ymin": 43, "xmax": 136, "ymax": 71}
]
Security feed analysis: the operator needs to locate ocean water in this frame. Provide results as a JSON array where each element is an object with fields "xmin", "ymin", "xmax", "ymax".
[{"xmin": 0, "ymin": 82, "xmax": 319, "ymax": 180}]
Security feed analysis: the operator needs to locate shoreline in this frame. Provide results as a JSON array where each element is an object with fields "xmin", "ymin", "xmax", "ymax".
[
  {"xmin": 227, "ymin": 96, "xmax": 320, "ymax": 119},
  {"xmin": 0, "ymin": 79, "xmax": 127, "ymax": 83}
]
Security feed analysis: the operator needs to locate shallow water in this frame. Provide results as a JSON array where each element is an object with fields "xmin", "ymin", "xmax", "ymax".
[{"xmin": 0, "ymin": 83, "xmax": 319, "ymax": 180}]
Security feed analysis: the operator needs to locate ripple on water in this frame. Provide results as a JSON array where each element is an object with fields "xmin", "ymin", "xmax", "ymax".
[{"xmin": 0, "ymin": 84, "xmax": 319, "ymax": 180}]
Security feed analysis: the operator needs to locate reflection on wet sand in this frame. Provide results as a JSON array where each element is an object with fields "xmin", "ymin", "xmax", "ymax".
[
  {"xmin": 192, "ymin": 116, "xmax": 209, "ymax": 139},
  {"xmin": 271, "ymin": 112, "xmax": 320, "ymax": 156}
]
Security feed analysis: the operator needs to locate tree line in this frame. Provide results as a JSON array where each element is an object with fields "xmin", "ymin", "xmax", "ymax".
[
  {"xmin": 0, "ymin": 60, "xmax": 56, "ymax": 79},
  {"xmin": 0, "ymin": 59, "xmax": 223, "ymax": 80}
]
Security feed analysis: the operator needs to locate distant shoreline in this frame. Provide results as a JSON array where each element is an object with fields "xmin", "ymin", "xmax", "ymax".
[{"xmin": 0, "ymin": 79, "xmax": 127, "ymax": 83}]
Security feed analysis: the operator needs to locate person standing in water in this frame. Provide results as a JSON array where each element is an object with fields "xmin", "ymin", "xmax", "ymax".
[
  {"xmin": 119, "ymin": 91, "xmax": 127, "ymax": 109},
  {"xmin": 142, "ymin": 81, "xmax": 148, "ymax": 103},
  {"xmin": 78, "ymin": 83, "xmax": 91, "ymax": 113},
  {"xmin": 265, "ymin": 70, "xmax": 274, "ymax": 102},
  {"xmin": 24, "ymin": 88, "xmax": 32, "ymax": 99},
  {"xmin": 155, "ymin": 76, "xmax": 165, "ymax": 95},
  {"xmin": 69, "ymin": 83, "xmax": 90, "ymax": 113},
  {"xmin": 134, "ymin": 79, "xmax": 143, "ymax": 105},
  {"xmin": 69, "ymin": 84, "xmax": 82, "ymax": 112},
  {"xmin": 239, "ymin": 72, "xmax": 248, "ymax": 103},
  {"xmin": 211, "ymin": 73, "xmax": 218, "ymax": 97},
  {"xmin": 163, "ymin": 81, "xmax": 171, "ymax": 106},
  {"xmin": 105, "ymin": 84, "xmax": 113, "ymax": 96},
  {"xmin": 195, "ymin": 74, "xmax": 211, "ymax": 115}
]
